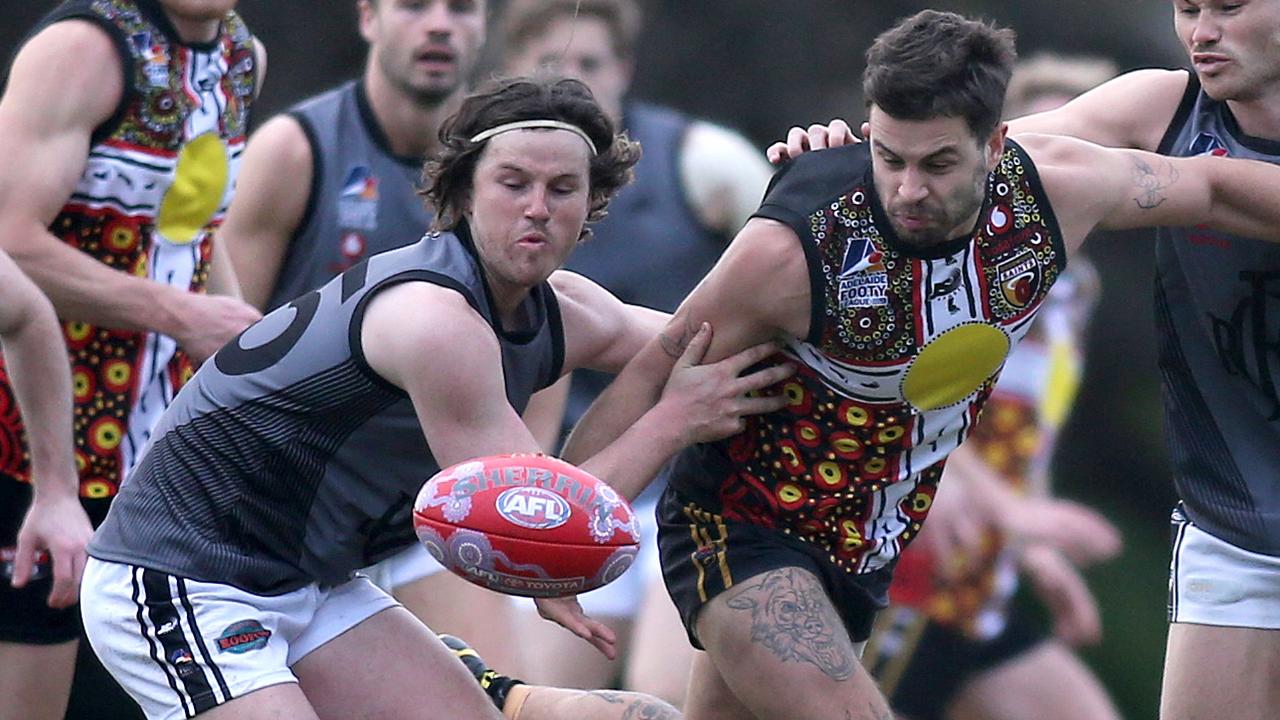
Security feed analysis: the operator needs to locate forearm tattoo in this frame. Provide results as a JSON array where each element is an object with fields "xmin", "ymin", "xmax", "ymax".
[
  {"xmin": 584, "ymin": 690, "xmax": 681, "ymax": 720},
  {"xmin": 724, "ymin": 567, "xmax": 856, "ymax": 681},
  {"xmin": 1131, "ymin": 156, "xmax": 1179, "ymax": 210},
  {"xmin": 658, "ymin": 318, "xmax": 697, "ymax": 359}
]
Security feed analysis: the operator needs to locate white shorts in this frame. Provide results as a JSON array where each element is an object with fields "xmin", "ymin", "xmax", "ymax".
[
  {"xmin": 81, "ymin": 557, "xmax": 399, "ymax": 720},
  {"xmin": 1169, "ymin": 507, "xmax": 1280, "ymax": 629},
  {"xmin": 364, "ymin": 542, "xmax": 448, "ymax": 594}
]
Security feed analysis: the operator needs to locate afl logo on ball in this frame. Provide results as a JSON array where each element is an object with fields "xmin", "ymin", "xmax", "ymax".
[{"xmin": 497, "ymin": 487, "xmax": 571, "ymax": 530}]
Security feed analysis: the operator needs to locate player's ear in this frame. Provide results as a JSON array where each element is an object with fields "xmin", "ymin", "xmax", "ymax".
[
  {"xmin": 984, "ymin": 122, "xmax": 1008, "ymax": 170},
  {"xmin": 357, "ymin": 0, "xmax": 377, "ymax": 43}
]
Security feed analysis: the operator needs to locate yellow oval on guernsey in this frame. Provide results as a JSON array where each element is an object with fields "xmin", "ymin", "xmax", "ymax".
[
  {"xmin": 902, "ymin": 324, "xmax": 1010, "ymax": 411},
  {"xmin": 156, "ymin": 132, "xmax": 229, "ymax": 244}
]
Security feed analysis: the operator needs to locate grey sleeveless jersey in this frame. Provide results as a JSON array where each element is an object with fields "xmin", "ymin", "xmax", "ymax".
[
  {"xmin": 267, "ymin": 81, "xmax": 431, "ymax": 311},
  {"xmin": 89, "ymin": 226, "xmax": 564, "ymax": 593},
  {"xmin": 1156, "ymin": 73, "xmax": 1280, "ymax": 554},
  {"xmin": 560, "ymin": 102, "xmax": 732, "ymax": 438}
]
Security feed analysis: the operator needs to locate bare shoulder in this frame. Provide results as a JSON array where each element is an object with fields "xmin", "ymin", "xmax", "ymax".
[
  {"xmin": 233, "ymin": 114, "xmax": 314, "ymax": 211},
  {"xmin": 545, "ymin": 269, "xmax": 622, "ymax": 336},
  {"xmin": 1, "ymin": 19, "xmax": 124, "ymax": 127},
  {"xmin": 1011, "ymin": 132, "xmax": 1098, "ymax": 165},
  {"xmin": 1008, "ymin": 68, "xmax": 1192, "ymax": 151},
  {"xmin": 722, "ymin": 217, "xmax": 807, "ymax": 275},
  {"xmin": 547, "ymin": 269, "xmax": 612, "ymax": 307},
  {"xmin": 547, "ymin": 269, "xmax": 656, "ymax": 374},
  {"xmin": 683, "ymin": 216, "xmax": 810, "ymax": 345},
  {"xmin": 365, "ymin": 281, "xmax": 489, "ymax": 341},
  {"xmin": 361, "ymin": 282, "xmax": 496, "ymax": 384},
  {"xmin": 244, "ymin": 114, "xmax": 313, "ymax": 168},
  {"xmin": 1073, "ymin": 67, "xmax": 1190, "ymax": 105}
]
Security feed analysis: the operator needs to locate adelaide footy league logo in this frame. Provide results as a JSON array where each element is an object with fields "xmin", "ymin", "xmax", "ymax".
[
  {"xmin": 496, "ymin": 486, "xmax": 571, "ymax": 530},
  {"xmin": 338, "ymin": 166, "xmax": 380, "ymax": 231},
  {"xmin": 995, "ymin": 249, "xmax": 1041, "ymax": 309},
  {"xmin": 837, "ymin": 237, "xmax": 888, "ymax": 309},
  {"xmin": 217, "ymin": 620, "xmax": 272, "ymax": 654}
]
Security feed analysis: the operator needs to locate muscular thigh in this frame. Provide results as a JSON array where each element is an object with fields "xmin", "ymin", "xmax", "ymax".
[
  {"xmin": 1161, "ymin": 623, "xmax": 1280, "ymax": 720},
  {"xmin": 395, "ymin": 570, "xmax": 530, "ymax": 679},
  {"xmin": 294, "ymin": 606, "xmax": 502, "ymax": 720},
  {"xmin": 0, "ymin": 640, "xmax": 77, "ymax": 720},
  {"xmin": 690, "ymin": 566, "xmax": 890, "ymax": 720}
]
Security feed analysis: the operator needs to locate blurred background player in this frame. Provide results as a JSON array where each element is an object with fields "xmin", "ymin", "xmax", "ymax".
[
  {"xmin": 219, "ymin": 0, "xmax": 532, "ymax": 676},
  {"xmin": 498, "ymin": 0, "xmax": 773, "ymax": 705},
  {"xmin": 857, "ymin": 53, "xmax": 1126, "ymax": 720},
  {"xmin": 0, "ymin": 1, "xmax": 264, "ymax": 718}
]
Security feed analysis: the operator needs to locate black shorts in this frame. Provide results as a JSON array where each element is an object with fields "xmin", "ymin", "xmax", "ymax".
[
  {"xmin": 657, "ymin": 486, "xmax": 892, "ymax": 649},
  {"xmin": 0, "ymin": 476, "xmax": 111, "ymax": 644},
  {"xmin": 862, "ymin": 602, "xmax": 1047, "ymax": 720}
]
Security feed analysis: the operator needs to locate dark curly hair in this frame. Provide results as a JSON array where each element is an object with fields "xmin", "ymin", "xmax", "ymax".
[
  {"xmin": 864, "ymin": 10, "xmax": 1017, "ymax": 139},
  {"xmin": 421, "ymin": 74, "xmax": 641, "ymax": 242}
]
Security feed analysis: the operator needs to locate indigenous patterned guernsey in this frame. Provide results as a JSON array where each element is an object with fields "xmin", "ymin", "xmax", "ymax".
[
  {"xmin": 0, "ymin": 0, "xmax": 257, "ymax": 498},
  {"xmin": 667, "ymin": 141, "xmax": 1066, "ymax": 582},
  {"xmin": 89, "ymin": 226, "xmax": 564, "ymax": 594},
  {"xmin": 891, "ymin": 267, "xmax": 1092, "ymax": 639}
]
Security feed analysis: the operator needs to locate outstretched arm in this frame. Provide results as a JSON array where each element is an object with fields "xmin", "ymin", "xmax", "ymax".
[
  {"xmin": 361, "ymin": 280, "xmax": 791, "ymax": 655},
  {"xmin": 1023, "ymin": 132, "xmax": 1280, "ymax": 253},
  {"xmin": 1006, "ymin": 68, "xmax": 1190, "ymax": 152},
  {"xmin": 520, "ymin": 273, "xmax": 671, "ymax": 453},
  {"xmin": 561, "ymin": 217, "xmax": 811, "ymax": 493},
  {"xmin": 765, "ymin": 68, "xmax": 1192, "ymax": 164}
]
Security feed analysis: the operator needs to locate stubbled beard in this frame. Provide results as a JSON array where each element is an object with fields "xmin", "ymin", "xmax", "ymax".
[
  {"xmin": 887, "ymin": 168, "xmax": 989, "ymax": 249},
  {"xmin": 408, "ymin": 82, "xmax": 461, "ymax": 107}
]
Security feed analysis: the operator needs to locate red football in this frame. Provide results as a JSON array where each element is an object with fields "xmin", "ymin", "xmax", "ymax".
[{"xmin": 412, "ymin": 454, "xmax": 640, "ymax": 598}]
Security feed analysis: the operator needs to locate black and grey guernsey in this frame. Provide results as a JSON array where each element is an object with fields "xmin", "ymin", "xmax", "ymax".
[
  {"xmin": 90, "ymin": 225, "xmax": 564, "ymax": 594},
  {"xmin": 1155, "ymin": 73, "xmax": 1280, "ymax": 555},
  {"xmin": 267, "ymin": 80, "xmax": 432, "ymax": 311}
]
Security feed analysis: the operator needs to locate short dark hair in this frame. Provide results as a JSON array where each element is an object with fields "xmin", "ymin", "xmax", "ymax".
[
  {"xmin": 500, "ymin": 0, "xmax": 642, "ymax": 60},
  {"xmin": 421, "ymin": 75, "xmax": 640, "ymax": 241},
  {"xmin": 863, "ymin": 10, "xmax": 1017, "ymax": 138}
]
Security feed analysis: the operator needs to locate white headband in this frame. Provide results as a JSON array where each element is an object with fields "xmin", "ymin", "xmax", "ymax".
[{"xmin": 468, "ymin": 119, "xmax": 598, "ymax": 156}]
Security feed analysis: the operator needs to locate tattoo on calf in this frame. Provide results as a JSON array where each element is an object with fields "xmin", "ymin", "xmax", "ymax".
[
  {"xmin": 1131, "ymin": 156, "xmax": 1179, "ymax": 210},
  {"xmin": 725, "ymin": 567, "xmax": 856, "ymax": 681},
  {"xmin": 658, "ymin": 318, "xmax": 698, "ymax": 359},
  {"xmin": 585, "ymin": 690, "xmax": 680, "ymax": 720}
]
